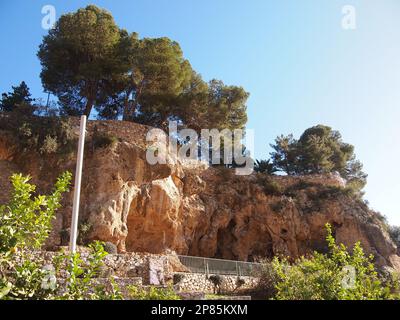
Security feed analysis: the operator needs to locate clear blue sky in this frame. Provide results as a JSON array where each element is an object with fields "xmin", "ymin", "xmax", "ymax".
[{"xmin": 1, "ymin": 1, "xmax": 399, "ymax": 225}]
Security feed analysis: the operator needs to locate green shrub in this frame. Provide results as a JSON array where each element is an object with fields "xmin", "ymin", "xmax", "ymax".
[
  {"xmin": 0, "ymin": 114, "xmax": 76, "ymax": 155},
  {"xmin": 53, "ymin": 241, "xmax": 122, "ymax": 300},
  {"xmin": 0, "ymin": 172, "xmax": 71, "ymax": 299},
  {"xmin": 254, "ymin": 159, "xmax": 277, "ymax": 174},
  {"xmin": 272, "ymin": 224, "xmax": 396, "ymax": 300},
  {"xmin": 3, "ymin": 253, "xmax": 57, "ymax": 300},
  {"xmin": 0, "ymin": 173, "xmax": 122, "ymax": 300},
  {"xmin": 0, "ymin": 172, "xmax": 71, "ymax": 252},
  {"xmin": 128, "ymin": 285, "xmax": 181, "ymax": 300}
]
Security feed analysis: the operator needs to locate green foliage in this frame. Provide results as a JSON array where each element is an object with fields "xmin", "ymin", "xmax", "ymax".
[
  {"xmin": 128, "ymin": 285, "xmax": 181, "ymax": 300},
  {"xmin": 108, "ymin": 35, "xmax": 193, "ymax": 123},
  {"xmin": 0, "ymin": 81, "xmax": 35, "ymax": 114},
  {"xmin": 54, "ymin": 241, "xmax": 120, "ymax": 300},
  {"xmin": 179, "ymin": 79, "xmax": 249, "ymax": 133},
  {"xmin": 3, "ymin": 252, "xmax": 57, "ymax": 300},
  {"xmin": 99, "ymin": 36, "xmax": 249, "ymax": 131},
  {"xmin": 270, "ymin": 134, "xmax": 298, "ymax": 175},
  {"xmin": 0, "ymin": 114, "xmax": 76, "ymax": 155},
  {"xmin": 37, "ymin": 5, "xmax": 248, "ymax": 131},
  {"xmin": 0, "ymin": 172, "xmax": 71, "ymax": 252},
  {"xmin": 0, "ymin": 173, "xmax": 122, "ymax": 300},
  {"xmin": 1, "ymin": 241, "xmax": 122, "ymax": 300},
  {"xmin": 94, "ymin": 277, "xmax": 123, "ymax": 300},
  {"xmin": 254, "ymin": 159, "xmax": 277, "ymax": 174},
  {"xmin": 271, "ymin": 224, "xmax": 396, "ymax": 300},
  {"xmin": 38, "ymin": 5, "xmax": 122, "ymax": 116},
  {"xmin": 270, "ymin": 125, "xmax": 367, "ymax": 193}
]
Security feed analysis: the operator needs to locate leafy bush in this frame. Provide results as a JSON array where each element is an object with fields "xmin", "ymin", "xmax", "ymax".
[
  {"xmin": 0, "ymin": 172, "xmax": 71, "ymax": 252},
  {"xmin": 128, "ymin": 285, "xmax": 181, "ymax": 300},
  {"xmin": 53, "ymin": 241, "xmax": 122, "ymax": 300},
  {"xmin": 0, "ymin": 114, "xmax": 76, "ymax": 155},
  {"xmin": 2, "ymin": 252, "xmax": 56, "ymax": 300},
  {"xmin": 0, "ymin": 172, "xmax": 71, "ymax": 299},
  {"xmin": 271, "ymin": 224, "xmax": 396, "ymax": 300},
  {"xmin": 0, "ymin": 173, "xmax": 122, "ymax": 300}
]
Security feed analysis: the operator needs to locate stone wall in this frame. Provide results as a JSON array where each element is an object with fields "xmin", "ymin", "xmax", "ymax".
[
  {"xmin": 173, "ymin": 272, "xmax": 258, "ymax": 294},
  {"xmin": 17, "ymin": 250, "xmax": 168, "ymax": 285}
]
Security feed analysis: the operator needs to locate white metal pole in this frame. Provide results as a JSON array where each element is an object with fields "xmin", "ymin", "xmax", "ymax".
[{"xmin": 69, "ymin": 115, "xmax": 87, "ymax": 253}]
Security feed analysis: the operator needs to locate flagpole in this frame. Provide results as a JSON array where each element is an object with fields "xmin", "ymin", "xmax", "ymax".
[{"xmin": 69, "ymin": 115, "xmax": 87, "ymax": 253}]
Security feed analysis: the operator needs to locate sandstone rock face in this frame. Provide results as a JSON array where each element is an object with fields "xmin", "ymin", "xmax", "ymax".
[{"xmin": 0, "ymin": 119, "xmax": 398, "ymax": 271}]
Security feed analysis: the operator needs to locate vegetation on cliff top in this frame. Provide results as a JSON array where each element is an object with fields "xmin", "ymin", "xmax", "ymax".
[
  {"xmin": 255, "ymin": 125, "xmax": 367, "ymax": 195},
  {"xmin": 35, "ymin": 5, "xmax": 248, "ymax": 132}
]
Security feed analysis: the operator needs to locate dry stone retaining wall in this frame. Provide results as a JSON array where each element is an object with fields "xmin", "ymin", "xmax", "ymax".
[{"xmin": 173, "ymin": 272, "xmax": 258, "ymax": 294}]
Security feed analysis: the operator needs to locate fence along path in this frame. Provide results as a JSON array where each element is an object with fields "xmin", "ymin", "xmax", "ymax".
[{"xmin": 177, "ymin": 255, "xmax": 262, "ymax": 277}]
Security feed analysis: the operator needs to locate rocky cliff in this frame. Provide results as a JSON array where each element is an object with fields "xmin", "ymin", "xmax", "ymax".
[{"xmin": 1, "ymin": 118, "xmax": 399, "ymax": 271}]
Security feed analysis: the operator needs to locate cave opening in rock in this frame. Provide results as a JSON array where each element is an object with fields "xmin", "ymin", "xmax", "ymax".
[{"xmin": 215, "ymin": 220, "xmax": 237, "ymax": 260}]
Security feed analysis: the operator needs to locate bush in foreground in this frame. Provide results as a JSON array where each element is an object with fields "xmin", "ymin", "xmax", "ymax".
[
  {"xmin": 263, "ymin": 224, "xmax": 399, "ymax": 300},
  {"xmin": 0, "ymin": 173, "xmax": 123, "ymax": 300}
]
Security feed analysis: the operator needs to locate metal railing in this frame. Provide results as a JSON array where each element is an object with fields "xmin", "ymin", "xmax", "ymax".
[{"xmin": 177, "ymin": 255, "xmax": 262, "ymax": 277}]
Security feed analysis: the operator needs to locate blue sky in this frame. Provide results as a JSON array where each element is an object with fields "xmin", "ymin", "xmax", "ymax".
[{"xmin": 1, "ymin": 1, "xmax": 400, "ymax": 224}]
